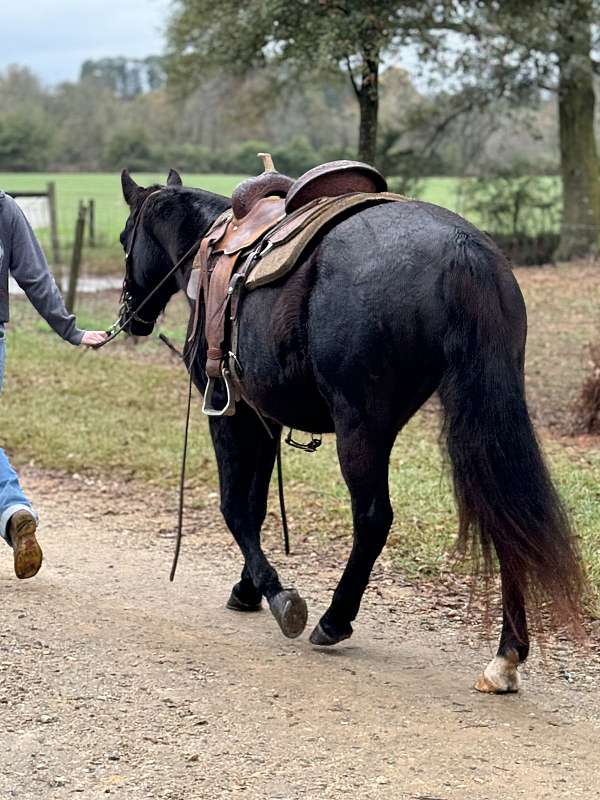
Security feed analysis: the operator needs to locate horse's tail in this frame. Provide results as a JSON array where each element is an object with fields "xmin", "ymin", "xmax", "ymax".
[{"xmin": 437, "ymin": 229, "xmax": 585, "ymax": 634}]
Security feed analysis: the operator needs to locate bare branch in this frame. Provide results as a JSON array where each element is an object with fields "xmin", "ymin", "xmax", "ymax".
[{"xmin": 344, "ymin": 54, "xmax": 361, "ymax": 98}]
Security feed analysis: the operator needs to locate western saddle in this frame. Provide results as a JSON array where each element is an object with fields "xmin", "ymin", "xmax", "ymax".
[{"xmin": 188, "ymin": 154, "xmax": 406, "ymax": 416}]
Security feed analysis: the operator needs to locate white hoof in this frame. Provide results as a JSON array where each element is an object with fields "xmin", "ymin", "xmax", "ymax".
[{"xmin": 474, "ymin": 653, "xmax": 521, "ymax": 694}]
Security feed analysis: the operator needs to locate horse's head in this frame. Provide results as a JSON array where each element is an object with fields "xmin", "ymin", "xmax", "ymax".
[{"xmin": 118, "ymin": 168, "xmax": 184, "ymax": 336}]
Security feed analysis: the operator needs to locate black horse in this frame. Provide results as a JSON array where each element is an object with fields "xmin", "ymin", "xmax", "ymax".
[{"xmin": 118, "ymin": 168, "xmax": 584, "ymax": 692}]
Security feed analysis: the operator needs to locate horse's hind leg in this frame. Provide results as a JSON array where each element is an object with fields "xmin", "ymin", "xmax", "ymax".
[
  {"xmin": 475, "ymin": 565, "xmax": 529, "ymax": 693},
  {"xmin": 310, "ymin": 421, "xmax": 394, "ymax": 646},
  {"xmin": 210, "ymin": 406, "xmax": 308, "ymax": 639}
]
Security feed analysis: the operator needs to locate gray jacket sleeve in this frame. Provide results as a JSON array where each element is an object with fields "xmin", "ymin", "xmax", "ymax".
[{"xmin": 9, "ymin": 201, "xmax": 83, "ymax": 345}]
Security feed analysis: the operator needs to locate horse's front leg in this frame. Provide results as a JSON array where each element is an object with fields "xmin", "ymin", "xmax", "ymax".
[
  {"xmin": 209, "ymin": 405, "xmax": 308, "ymax": 639},
  {"xmin": 226, "ymin": 563, "xmax": 263, "ymax": 612},
  {"xmin": 475, "ymin": 565, "xmax": 529, "ymax": 693}
]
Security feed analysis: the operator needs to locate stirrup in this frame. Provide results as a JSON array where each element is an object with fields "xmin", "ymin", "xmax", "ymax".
[{"xmin": 202, "ymin": 364, "xmax": 237, "ymax": 417}]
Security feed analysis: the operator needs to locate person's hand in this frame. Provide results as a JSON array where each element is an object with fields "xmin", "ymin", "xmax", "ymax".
[{"xmin": 80, "ymin": 330, "xmax": 109, "ymax": 347}]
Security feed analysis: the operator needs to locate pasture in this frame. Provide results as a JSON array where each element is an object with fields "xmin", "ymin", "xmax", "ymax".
[{"xmin": 0, "ymin": 173, "xmax": 245, "ymax": 267}]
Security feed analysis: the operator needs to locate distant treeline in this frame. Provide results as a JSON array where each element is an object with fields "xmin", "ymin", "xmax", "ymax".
[{"xmin": 0, "ymin": 58, "xmax": 559, "ymax": 178}]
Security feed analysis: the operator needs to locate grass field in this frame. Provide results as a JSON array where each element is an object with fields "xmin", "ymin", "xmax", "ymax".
[
  {"xmin": 2, "ymin": 263, "xmax": 599, "ymax": 606},
  {"xmin": 0, "ymin": 172, "xmax": 471, "ymax": 272},
  {"xmin": 0, "ymin": 173, "xmax": 248, "ymax": 270}
]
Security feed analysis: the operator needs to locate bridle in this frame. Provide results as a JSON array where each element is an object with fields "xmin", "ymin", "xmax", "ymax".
[{"xmin": 94, "ymin": 189, "xmax": 200, "ymax": 349}]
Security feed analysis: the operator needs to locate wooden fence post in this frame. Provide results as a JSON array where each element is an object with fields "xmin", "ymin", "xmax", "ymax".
[
  {"xmin": 47, "ymin": 182, "xmax": 61, "ymax": 266},
  {"xmin": 66, "ymin": 202, "xmax": 87, "ymax": 313},
  {"xmin": 88, "ymin": 199, "xmax": 96, "ymax": 247}
]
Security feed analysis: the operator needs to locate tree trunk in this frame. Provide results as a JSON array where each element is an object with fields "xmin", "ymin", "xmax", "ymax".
[
  {"xmin": 555, "ymin": 15, "xmax": 600, "ymax": 261},
  {"xmin": 357, "ymin": 55, "xmax": 379, "ymax": 165}
]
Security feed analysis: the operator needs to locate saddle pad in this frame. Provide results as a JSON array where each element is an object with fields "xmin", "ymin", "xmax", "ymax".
[{"xmin": 245, "ymin": 192, "xmax": 407, "ymax": 290}]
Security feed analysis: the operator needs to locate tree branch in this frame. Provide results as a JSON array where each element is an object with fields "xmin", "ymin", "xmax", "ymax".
[{"xmin": 344, "ymin": 54, "xmax": 361, "ymax": 98}]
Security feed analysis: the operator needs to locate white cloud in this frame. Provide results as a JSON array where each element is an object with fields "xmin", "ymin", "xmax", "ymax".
[{"xmin": 0, "ymin": 0, "xmax": 171, "ymax": 85}]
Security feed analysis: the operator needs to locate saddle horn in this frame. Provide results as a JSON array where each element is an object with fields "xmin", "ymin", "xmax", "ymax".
[{"xmin": 231, "ymin": 152, "xmax": 294, "ymax": 220}]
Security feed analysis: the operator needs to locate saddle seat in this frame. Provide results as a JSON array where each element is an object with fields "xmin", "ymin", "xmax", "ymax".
[{"xmin": 188, "ymin": 156, "xmax": 407, "ymax": 416}]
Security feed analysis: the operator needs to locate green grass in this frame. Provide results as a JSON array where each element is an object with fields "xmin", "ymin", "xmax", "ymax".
[
  {"xmin": 2, "ymin": 289, "xmax": 600, "ymax": 604},
  {"xmin": 550, "ymin": 446, "xmax": 600, "ymax": 603},
  {"xmin": 416, "ymin": 176, "xmax": 467, "ymax": 211},
  {"xmin": 0, "ymin": 173, "xmax": 247, "ymax": 270}
]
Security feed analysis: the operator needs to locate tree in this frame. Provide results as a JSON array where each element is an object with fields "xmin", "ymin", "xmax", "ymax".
[
  {"xmin": 0, "ymin": 112, "xmax": 53, "ymax": 171},
  {"xmin": 50, "ymin": 81, "xmax": 119, "ymax": 169},
  {"xmin": 166, "ymin": 0, "xmax": 453, "ymax": 164},
  {"xmin": 0, "ymin": 65, "xmax": 46, "ymax": 109},
  {"xmin": 80, "ymin": 57, "xmax": 167, "ymax": 98},
  {"xmin": 102, "ymin": 127, "xmax": 155, "ymax": 171},
  {"xmin": 555, "ymin": 4, "xmax": 600, "ymax": 259},
  {"xmin": 434, "ymin": 0, "xmax": 600, "ymax": 260}
]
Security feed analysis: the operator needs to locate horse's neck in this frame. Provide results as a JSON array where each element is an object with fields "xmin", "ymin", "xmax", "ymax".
[
  {"xmin": 173, "ymin": 212, "xmax": 219, "ymax": 267},
  {"xmin": 164, "ymin": 201, "xmax": 228, "ymax": 267}
]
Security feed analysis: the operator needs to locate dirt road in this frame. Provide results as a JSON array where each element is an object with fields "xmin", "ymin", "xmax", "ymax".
[{"xmin": 1, "ymin": 469, "xmax": 599, "ymax": 800}]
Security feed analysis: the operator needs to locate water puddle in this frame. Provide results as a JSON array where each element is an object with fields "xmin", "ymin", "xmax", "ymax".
[{"xmin": 9, "ymin": 275, "xmax": 122, "ymax": 295}]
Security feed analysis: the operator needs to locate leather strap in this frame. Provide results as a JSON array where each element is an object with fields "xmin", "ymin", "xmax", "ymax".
[
  {"xmin": 189, "ymin": 197, "xmax": 287, "ymax": 378},
  {"xmin": 204, "ymin": 252, "xmax": 240, "ymax": 378}
]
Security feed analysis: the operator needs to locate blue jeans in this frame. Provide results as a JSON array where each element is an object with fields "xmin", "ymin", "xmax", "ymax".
[{"xmin": 0, "ymin": 325, "xmax": 35, "ymax": 544}]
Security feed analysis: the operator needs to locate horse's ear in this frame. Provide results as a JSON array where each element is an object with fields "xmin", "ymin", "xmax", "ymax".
[
  {"xmin": 121, "ymin": 169, "xmax": 141, "ymax": 206},
  {"xmin": 167, "ymin": 168, "xmax": 183, "ymax": 187}
]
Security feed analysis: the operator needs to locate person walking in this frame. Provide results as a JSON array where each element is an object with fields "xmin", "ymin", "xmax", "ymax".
[{"xmin": 0, "ymin": 190, "xmax": 107, "ymax": 578}]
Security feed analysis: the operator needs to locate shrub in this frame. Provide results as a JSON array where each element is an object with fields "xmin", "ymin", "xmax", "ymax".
[
  {"xmin": 387, "ymin": 175, "xmax": 424, "ymax": 198},
  {"xmin": 464, "ymin": 167, "xmax": 561, "ymax": 236},
  {"xmin": 462, "ymin": 164, "xmax": 562, "ymax": 265},
  {"xmin": 271, "ymin": 136, "xmax": 320, "ymax": 177},
  {"xmin": 318, "ymin": 144, "xmax": 356, "ymax": 164},
  {"xmin": 486, "ymin": 232, "xmax": 560, "ymax": 266},
  {"xmin": 158, "ymin": 143, "xmax": 217, "ymax": 173},
  {"xmin": 574, "ymin": 344, "xmax": 600, "ymax": 435},
  {"xmin": 0, "ymin": 112, "xmax": 54, "ymax": 171},
  {"xmin": 218, "ymin": 136, "xmax": 320, "ymax": 177},
  {"xmin": 224, "ymin": 140, "xmax": 273, "ymax": 174},
  {"xmin": 102, "ymin": 127, "xmax": 156, "ymax": 171}
]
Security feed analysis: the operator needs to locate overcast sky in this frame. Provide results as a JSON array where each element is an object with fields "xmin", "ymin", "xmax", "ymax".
[{"xmin": 1, "ymin": 0, "xmax": 171, "ymax": 86}]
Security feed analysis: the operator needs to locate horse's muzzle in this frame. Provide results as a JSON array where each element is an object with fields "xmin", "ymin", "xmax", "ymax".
[{"xmin": 124, "ymin": 317, "xmax": 155, "ymax": 337}]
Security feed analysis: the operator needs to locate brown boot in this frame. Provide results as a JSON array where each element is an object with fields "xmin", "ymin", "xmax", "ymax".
[{"xmin": 9, "ymin": 510, "xmax": 43, "ymax": 579}]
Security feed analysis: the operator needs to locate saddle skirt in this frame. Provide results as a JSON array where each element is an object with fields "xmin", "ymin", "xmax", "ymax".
[{"xmin": 188, "ymin": 188, "xmax": 408, "ymax": 413}]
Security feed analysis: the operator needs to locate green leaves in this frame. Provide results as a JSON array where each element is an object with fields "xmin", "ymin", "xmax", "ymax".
[{"xmin": 0, "ymin": 112, "xmax": 54, "ymax": 172}]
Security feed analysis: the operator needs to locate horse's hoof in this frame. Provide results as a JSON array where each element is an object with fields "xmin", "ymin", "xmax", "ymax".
[
  {"xmin": 226, "ymin": 592, "xmax": 262, "ymax": 612},
  {"xmin": 309, "ymin": 620, "xmax": 352, "ymax": 647},
  {"xmin": 226, "ymin": 581, "xmax": 262, "ymax": 612},
  {"xmin": 269, "ymin": 589, "xmax": 308, "ymax": 639},
  {"xmin": 474, "ymin": 654, "xmax": 521, "ymax": 694}
]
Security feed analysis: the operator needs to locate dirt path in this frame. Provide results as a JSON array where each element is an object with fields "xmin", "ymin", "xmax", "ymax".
[{"xmin": 1, "ymin": 470, "xmax": 599, "ymax": 800}]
